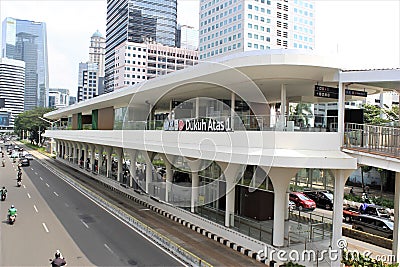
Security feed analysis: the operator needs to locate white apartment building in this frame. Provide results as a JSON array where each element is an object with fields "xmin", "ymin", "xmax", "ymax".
[
  {"xmin": 199, "ymin": 0, "xmax": 315, "ymax": 60},
  {"xmin": 48, "ymin": 88, "xmax": 71, "ymax": 109},
  {"xmin": 114, "ymin": 41, "xmax": 198, "ymax": 90},
  {"xmin": 366, "ymin": 91, "xmax": 399, "ymax": 109},
  {"xmin": 77, "ymin": 62, "xmax": 98, "ymax": 102},
  {"xmin": 0, "ymin": 58, "xmax": 25, "ymax": 130}
]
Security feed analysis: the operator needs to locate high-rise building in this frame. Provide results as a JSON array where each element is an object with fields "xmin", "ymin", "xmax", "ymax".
[
  {"xmin": 104, "ymin": 0, "xmax": 178, "ymax": 94},
  {"xmin": 69, "ymin": 96, "xmax": 77, "ymax": 105},
  {"xmin": 89, "ymin": 30, "xmax": 106, "ymax": 77},
  {"xmin": 198, "ymin": 0, "xmax": 315, "ymax": 60},
  {"xmin": 0, "ymin": 58, "xmax": 25, "ymax": 130},
  {"xmin": 77, "ymin": 62, "xmax": 98, "ymax": 102},
  {"xmin": 113, "ymin": 41, "xmax": 198, "ymax": 90},
  {"xmin": 48, "ymin": 88, "xmax": 71, "ymax": 109},
  {"xmin": 1, "ymin": 17, "xmax": 49, "ymax": 110},
  {"xmin": 176, "ymin": 25, "xmax": 199, "ymax": 51}
]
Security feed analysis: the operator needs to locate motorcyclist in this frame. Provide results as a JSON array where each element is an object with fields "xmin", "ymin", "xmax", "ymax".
[
  {"xmin": 2, "ymin": 158, "xmax": 5, "ymax": 167},
  {"xmin": 51, "ymin": 250, "xmax": 66, "ymax": 267},
  {"xmin": 0, "ymin": 186, "xmax": 7, "ymax": 199},
  {"xmin": 8, "ymin": 204, "xmax": 17, "ymax": 220}
]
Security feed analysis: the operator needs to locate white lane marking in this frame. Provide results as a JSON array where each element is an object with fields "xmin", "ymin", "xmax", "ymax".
[
  {"xmin": 23, "ymin": 184, "xmax": 26, "ymax": 188},
  {"xmin": 42, "ymin": 223, "xmax": 49, "ymax": 233},
  {"xmin": 65, "ymin": 203, "xmax": 69, "ymax": 207},
  {"xmin": 81, "ymin": 219, "xmax": 89, "ymax": 229},
  {"xmin": 34, "ymin": 172, "xmax": 38, "ymax": 175},
  {"xmin": 33, "ymin": 205, "xmax": 38, "ymax": 213},
  {"xmin": 139, "ymin": 208, "xmax": 150, "ymax": 211},
  {"xmin": 53, "ymin": 191, "xmax": 59, "ymax": 197},
  {"xmin": 104, "ymin": 244, "xmax": 114, "ymax": 254},
  {"xmin": 46, "ymin": 183, "xmax": 50, "ymax": 187},
  {"xmin": 31, "ymin": 168, "xmax": 34, "ymax": 171},
  {"xmin": 40, "ymin": 177, "xmax": 43, "ymax": 181},
  {"xmin": 27, "ymin": 193, "xmax": 31, "ymax": 199}
]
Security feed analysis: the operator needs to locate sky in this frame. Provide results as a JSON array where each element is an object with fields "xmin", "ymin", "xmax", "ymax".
[{"xmin": 0, "ymin": 0, "xmax": 399, "ymax": 97}]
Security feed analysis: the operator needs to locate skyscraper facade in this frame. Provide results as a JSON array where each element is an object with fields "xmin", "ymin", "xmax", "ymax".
[
  {"xmin": 89, "ymin": 30, "xmax": 106, "ymax": 77},
  {"xmin": 0, "ymin": 58, "xmax": 25, "ymax": 130},
  {"xmin": 177, "ymin": 25, "xmax": 199, "ymax": 50},
  {"xmin": 198, "ymin": 0, "xmax": 315, "ymax": 60},
  {"xmin": 104, "ymin": 0, "xmax": 178, "ymax": 94},
  {"xmin": 113, "ymin": 41, "xmax": 198, "ymax": 90},
  {"xmin": 1, "ymin": 17, "xmax": 49, "ymax": 110}
]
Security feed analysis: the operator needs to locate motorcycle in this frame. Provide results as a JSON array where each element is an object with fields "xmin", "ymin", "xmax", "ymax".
[
  {"xmin": 13, "ymin": 158, "xmax": 16, "ymax": 163},
  {"xmin": 9, "ymin": 214, "xmax": 16, "ymax": 224},
  {"xmin": 1, "ymin": 192, "xmax": 6, "ymax": 201},
  {"xmin": 2, "ymin": 160, "xmax": 5, "ymax": 167},
  {"xmin": 17, "ymin": 180, "xmax": 21, "ymax": 187}
]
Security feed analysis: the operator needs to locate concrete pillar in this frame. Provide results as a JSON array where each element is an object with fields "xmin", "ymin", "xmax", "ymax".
[
  {"xmin": 265, "ymin": 167, "xmax": 299, "ymax": 247},
  {"xmin": 159, "ymin": 154, "xmax": 175, "ymax": 202},
  {"xmin": 73, "ymin": 142, "xmax": 78, "ymax": 164},
  {"xmin": 195, "ymin": 97, "xmax": 200, "ymax": 119},
  {"xmin": 115, "ymin": 147, "xmax": 123, "ymax": 182},
  {"xmin": 331, "ymin": 169, "xmax": 352, "ymax": 267},
  {"xmin": 187, "ymin": 159, "xmax": 202, "ymax": 213},
  {"xmin": 379, "ymin": 89, "xmax": 384, "ymax": 119},
  {"xmin": 392, "ymin": 172, "xmax": 400, "ymax": 261},
  {"xmin": 89, "ymin": 144, "xmax": 95, "ymax": 172},
  {"xmin": 143, "ymin": 151, "xmax": 155, "ymax": 193},
  {"xmin": 105, "ymin": 146, "xmax": 113, "ymax": 178},
  {"xmin": 280, "ymin": 84, "xmax": 287, "ymax": 116},
  {"xmin": 95, "ymin": 145, "xmax": 103, "ymax": 174},
  {"xmin": 231, "ymin": 91, "xmax": 236, "ymax": 130},
  {"xmin": 81, "ymin": 143, "xmax": 88, "ymax": 169},
  {"xmin": 218, "ymin": 162, "xmax": 242, "ymax": 227},
  {"xmin": 55, "ymin": 140, "xmax": 59, "ymax": 158},
  {"xmin": 338, "ymin": 80, "xmax": 345, "ymax": 144},
  {"xmin": 126, "ymin": 149, "xmax": 138, "ymax": 187}
]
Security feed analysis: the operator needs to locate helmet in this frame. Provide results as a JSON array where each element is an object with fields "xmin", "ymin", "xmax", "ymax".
[
  {"xmin": 10, "ymin": 205, "xmax": 14, "ymax": 208},
  {"xmin": 2, "ymin": 186, "xmax": 5, "ymax": 189},
  {"xmin": 55, "ymin": 250, "xmax": 61, "ymax": 258}
]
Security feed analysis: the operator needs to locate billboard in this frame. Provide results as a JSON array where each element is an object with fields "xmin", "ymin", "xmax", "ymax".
[{"xmin": 0, "ymin": 113, "xmax": 10, "ymax": 126}]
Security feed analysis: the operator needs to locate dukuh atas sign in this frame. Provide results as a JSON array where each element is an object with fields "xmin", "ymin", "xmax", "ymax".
[{"xmin": 163, "ymin": 118, "xmax": 232, "ymax": 132}]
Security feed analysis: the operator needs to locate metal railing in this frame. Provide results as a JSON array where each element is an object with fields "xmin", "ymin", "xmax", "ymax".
[
  {"xmin": 74, "ymin": 114, "xmax": 339, "ymax": 132},
  {"xmin": 344, "ymin": 123, "xmax": 400, "ymax": 158}
]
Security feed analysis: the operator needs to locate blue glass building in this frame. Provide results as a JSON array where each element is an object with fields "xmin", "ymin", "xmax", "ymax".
[
  {"xmin": 104, "ymin": 0, "xmax": 177, "ymax": 94},
  {"xmin": 2, "ymin": 17, "xmax": 49, "ymax": 110}
]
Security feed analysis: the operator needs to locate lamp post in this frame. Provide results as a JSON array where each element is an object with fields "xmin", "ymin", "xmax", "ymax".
[{"xmin": 38, "ymin": 117, "xmax": 59, "ymax": 152}]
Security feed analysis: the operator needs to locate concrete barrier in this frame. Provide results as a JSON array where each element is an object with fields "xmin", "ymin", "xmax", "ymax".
[{"xmin": 342, "ymin": 227, "xmax": 392, "ymax": 250}]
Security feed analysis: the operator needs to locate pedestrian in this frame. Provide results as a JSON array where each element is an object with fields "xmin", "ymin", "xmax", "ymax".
[
  {"xmin": 350, "ymin": 187, "xmax": 354, "ymax": 195},
  {"xmin": 365, "ymin": 185, "xmax": 370, "ymax": 194}
]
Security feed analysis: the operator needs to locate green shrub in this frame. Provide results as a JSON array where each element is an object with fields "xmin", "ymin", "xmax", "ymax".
[{"xmin": 342, "ymin": 249, "xmax": 398, "ymax": 267}]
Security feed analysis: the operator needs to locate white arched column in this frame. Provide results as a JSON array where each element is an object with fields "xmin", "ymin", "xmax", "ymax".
[
  {"xmin": 331, "ymin": 169, "xmax": 353, "ymax": 267},
  {"xmin": 81, "ymin": 143, "xmax": 88, "ymax": 169},
  {"xmin": 126, "ymin": 149, "xmax": 138, "ymax": 187},
  {"xmin": 95, "ymin": 145, "xmax": 103, "ymax": 174},
  {"xmin": 104, "ymin": 146, "xmax": 113, "ymax": 178},
  {"xmin": 73, "ymin": 142, "xmax": 78, "ymax": 164},
  {"xmin": 217, "ymin": 162, "xmax": 242, "ymax": 228},
  {"xmin": 115, "ymin": 147, "xmax": 123, "ymax": 182},
  {"xmin": 142, "ymin": 151, "xmax": 156, "ymax": 193},
  {"xmin": 392, "ymin": 172, "xmax": 400, "ymax": 263},
  {"xmin": 264, "ymin": 167, "xmax": 299, "ymax": 247},
  {"xmin": 88, "ymin": 144, "xmax": 95, "ymax": 172},
  {"xmin": 159, "ymin": 154, "xmax": 175, "ymax": 202},
  {"xmin": 187, "ymin": 159, "xmax": 202, "ymax": 213}
]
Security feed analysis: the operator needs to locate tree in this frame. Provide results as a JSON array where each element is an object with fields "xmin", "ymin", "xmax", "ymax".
[
  {"xmin": 363, "ymin": 103, "xmax": 399, "ymax": 125},
  {"xmin": 289, "ymin": 103, "xmax": 313, "ymax": 127},
  {"xmin": 14, "ymin": 107, "xmax": 55, "ymax": 145},
  {"xmin": 360, "ymin": 165, "xmax": 372, "ymax": 190}
]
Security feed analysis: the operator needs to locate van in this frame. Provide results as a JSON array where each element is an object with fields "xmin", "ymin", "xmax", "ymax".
[{"xmin": 352, "ymin": 214, "xmax": 393, "ymax": 239}]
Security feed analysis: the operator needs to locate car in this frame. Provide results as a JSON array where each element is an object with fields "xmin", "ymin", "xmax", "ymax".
[
  {"xmin": 343, "ymin": 205, "xmax": 360, "ymax": 222},
  {"xmin": 352, "ymin": 214, "xmax": 393, "ymax": 239},
  {"xmin": 24, "ymin": 153, "xmax": 34, "ymax": 160},
  {"xmin": 361, "ymin": 204, "xmax": 391, "ymax": 219},
  {"xmin": 19, "ymin": 157, "xmax": 30, "ymax": 166},
  {"xmin": 289, "ymin": 192, "xmax": 316, "ymax": 211},
  {"xmin": 10, "ymin": 152, "xmax": 19, "ymax": 158},
  {"xmin": 303, "ymin": 190, "xmax": 334, "ymax": 210}
]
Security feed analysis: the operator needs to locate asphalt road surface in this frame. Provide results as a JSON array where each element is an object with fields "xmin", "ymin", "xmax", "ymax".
[{"xmin": 0, "ymin": 149, "xmax": 182, "ymax": 266}]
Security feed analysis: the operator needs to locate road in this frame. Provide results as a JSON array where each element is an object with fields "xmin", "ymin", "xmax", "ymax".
[{"xmin": 0, "ymin": 147, "xmax": 182, "ymax": 266}]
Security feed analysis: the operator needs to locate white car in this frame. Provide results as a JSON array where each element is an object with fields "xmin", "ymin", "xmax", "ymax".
[{"xmin": 24, "ymin": 153, "xmax": 34, "ymax": 160}]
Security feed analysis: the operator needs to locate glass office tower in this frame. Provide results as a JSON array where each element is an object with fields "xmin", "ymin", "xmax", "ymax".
[
  {"xmin": 2, "ymin": 17, "xmax": 49, "ymax": 110},
  {"xmin": 104, "ymin": 0, "xmax": 177, "ymax": 94}
]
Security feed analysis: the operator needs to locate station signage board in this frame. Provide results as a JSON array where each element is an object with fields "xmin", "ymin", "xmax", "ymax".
[
  {"xmin": 314, "ymin": 85, "xmax": 367, "ymax": 99},
  {"xmin": 163, "ymin": 118, "xmax": 231, "ymax": 132}
]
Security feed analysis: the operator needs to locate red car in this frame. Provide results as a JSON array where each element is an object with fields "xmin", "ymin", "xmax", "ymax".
[
  {"xmin": 289, "ymin": 192, "xmax": 316, "ymax": 211},
  {"xmin": 343, "ymin": 205, "xmax": 360, "ymax": 222}
]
